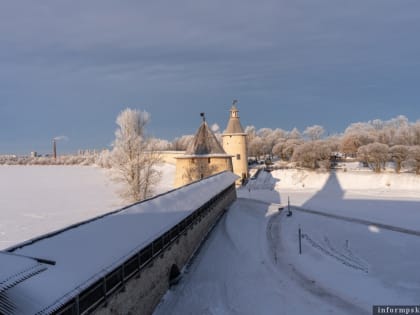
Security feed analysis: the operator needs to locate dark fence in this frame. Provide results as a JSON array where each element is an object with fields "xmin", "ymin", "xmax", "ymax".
[{"xmin": 52, "ymin": 184, "xmax": 235, "ymax": 315}]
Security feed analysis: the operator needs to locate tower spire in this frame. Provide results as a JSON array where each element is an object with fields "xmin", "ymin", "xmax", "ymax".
[
  {"xmin": 230, "ymin": 100, "xmax": 239, "ymax": 118},
  {"xmin": 222, "ymin": 101, "xmax": 249, "ymax": 185}
]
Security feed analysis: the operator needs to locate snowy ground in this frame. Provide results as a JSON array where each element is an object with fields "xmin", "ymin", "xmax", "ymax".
[
  {"xmin": 2, "ymin": 164, "xmax": 419, "ymax": 314},
  {"xmin": 5, "ymin": 172, "xmax": 236, "ymax": 314},
  {"xmin": 0, "ymin": 163, "xmax": 175, "ymax": 250},
  {"xmin": 155, "ymin": 169, "xmax": 420, "ymax": 315}
]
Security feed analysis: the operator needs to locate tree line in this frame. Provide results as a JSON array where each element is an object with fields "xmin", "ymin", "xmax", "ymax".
[
  {"xmin": 245, "ymin": 115, "xmax": 420, "ymax": 173},
  {"xmin": 169, "ymin": 115, "xmax": 420, "ymax": 174},
  {"xmin": 3, "ymin": 112, "xmax": 420, "ymax": 203}
]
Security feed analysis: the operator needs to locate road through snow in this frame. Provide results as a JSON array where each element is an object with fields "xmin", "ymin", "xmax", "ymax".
[{"xmin": 154, "ymin": 198, "xmax": 359, "ymax": 315}]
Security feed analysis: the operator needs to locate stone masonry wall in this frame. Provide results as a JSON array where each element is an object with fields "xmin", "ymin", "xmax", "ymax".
[{"xmin": 93, "ymin": 186, "xmax": 237, "ymax": 315}]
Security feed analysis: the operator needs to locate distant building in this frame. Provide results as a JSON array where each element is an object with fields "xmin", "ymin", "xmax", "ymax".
[
  {"xmin": 174, "ymin": 115, "xmax": 233, "ymax": 188},
  {"xmin": 222, "ymin": 102, "xmax": 249, "ymax": 184},
  {"xmin": 174, "ymin": 102, "xmax": 249, "ymax": 188},
  {"xmin": 30, "ymin": 151, "xmax": 38, "ymax": 158}
]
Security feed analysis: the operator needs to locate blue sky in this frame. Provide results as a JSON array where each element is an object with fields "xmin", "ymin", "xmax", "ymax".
[{"xmin": 1, "ymin": 0, "xmax": 420, "ymax": 154}]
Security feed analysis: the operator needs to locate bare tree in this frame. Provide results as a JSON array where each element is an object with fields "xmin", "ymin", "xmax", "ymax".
[
  {"xmin": 357, "ymin": 143, "xmax": 389, "ymax": 173},
  {"xmin": 272, "ymin": 139, "xmax": 286, "ymax": 160},
  {"xmin": 408, "ymin": 146, "xmax": 420, "ymax": 174},
  {"xmin": 303, "ymin": 125, "xmax": 325, "ymax": 141},
  {"xmin": 282, "ymin": 139, "xmax": 304, "ymax": 161},
  {"xmin": 248, "ymin": 136, "xmax": 264, "ymax": 160},
  {"xmin": 292, "ymin": 140, "xmax": 332, "ymax": 169},
  {"xmin": 292, "ymin": 140, "xmax": 331, "ymax": 169},
  {"xmin": 244, "ymin": 125, "xmax": 257, "ymax": 142},
  {"xmin": 410, "ymin": 122, "xmax": 420, "ymax": 145},
  {"xmin": 292, "ymin": 142, "xmax": 317, "ymax": 169},
  {"xmin": 110, "ymin": 108, "xmax": 162, "ymax": 203},
  {"xmin": 171, "ymin": 135, "xmax": 194, "ymax": 151},
  {"xmin": 389, "ymin": 145, "xmax": 409, "ymax": 173},
  {"xmin": 288, "ymin": 127, "xmax": 302, "ymax": 140}
]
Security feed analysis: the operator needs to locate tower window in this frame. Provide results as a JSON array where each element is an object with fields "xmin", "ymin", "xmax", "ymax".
[
  {"xmin": 208, "ymin": 158, "xmax": 211, "ymax": 163},
  {"xmin": 236, "ymin": 154, "xmax": 241, "ymax": 160}
]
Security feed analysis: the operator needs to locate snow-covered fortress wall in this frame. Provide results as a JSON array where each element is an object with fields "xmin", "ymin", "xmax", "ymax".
[
  {"xmin": 2, "ymin": 171, "xmax": 238, "ymax": 315},
  {"xmin": 93, "ymin": 176, "xmax": 237, "ymax": 315}
]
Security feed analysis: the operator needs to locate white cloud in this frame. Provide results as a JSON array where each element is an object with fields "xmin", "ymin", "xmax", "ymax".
[{"xmin": 211, "ymin": 123, "xmax": 220, "ymax": 133}]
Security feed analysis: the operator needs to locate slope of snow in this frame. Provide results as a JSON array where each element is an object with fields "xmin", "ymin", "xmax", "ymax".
[
  {"xmin": 268, "ymin": 169, "xmax": 420, "ymax": 231},
  {"xmin": 279, "ymin": 210, "xmax": 420, "ymax": 310}
]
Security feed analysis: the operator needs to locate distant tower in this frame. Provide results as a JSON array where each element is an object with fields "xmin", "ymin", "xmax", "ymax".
[
  {"xmin": 222, "ymin": 100, "xmax": 248, "ymax": 185},
  {"xmin": 174, "ymin": 113, "xmax": 233, "ymax": 188}
]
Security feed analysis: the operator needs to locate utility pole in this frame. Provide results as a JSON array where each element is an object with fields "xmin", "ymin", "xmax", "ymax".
[
  {"xmin": 287, "ymin": 196, "xmax": 292, "ymax": 217},
  {"xmin": 298, "ymin": 225, "xmax": 302, "ymax": 255}
]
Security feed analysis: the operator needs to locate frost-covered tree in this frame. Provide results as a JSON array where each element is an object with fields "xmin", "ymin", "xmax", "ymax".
[
  {"xmin": 272, "ymin": 139, "xmax": 286, "ymax": 160},
  {"xmin": 171, "ymin": 135, "xmax": 194, "ymax": 151},
  {"xmin": 244, "ymin": 125, "xmax": 257, "ymax": 141},
  {"xmin": 389, "ymin": 145, "xmax": 409, "ymax": 173},
  {"xmin": 408, "ymin": 146, "xmax": 420, "ymax": 174},
  {"xmin": 152, "ymin": 138, "xmax": 171, "ymax": 151},
  {"xmin": 292, "ymin": 140, "xmax": 332, "ymax": 169},
  {"xmin": 257, "ymin": 128, "xmax": 287, "ymax": 158},
  {"xmin": 357, "ymin": 142, "xmax": 389, "ymax": 173},
  {"xmin": 248, "ymin": 136, "xmax": 264, "ymax": 160},
  {"xmin": 96, "ymin": 149, "xmax": 112, "ymax": 168},
  {"xmin": 303, "ymin": 125, "xmax": 325, "ymax": 141},
  {"xmin": 110, "ymin": 108, "xmax": 162, "ymax": 203},
  {"xmin": 282, "ymin": 139, "xmax": 304, "ymax": 161},
  {"xmin": 340, "ymin": 133, "xmax": 376, "ymax": 156},
  {"xmin": 324, "ymin": 135, "xmax": 341, "ymax": 153},
  {"xmin": 288, "ymin": 127, "xmax": 302, "ymax": 140},
  {"xmin": 410, "ymin": 122, "xmax": 420, "ymax": 145}
]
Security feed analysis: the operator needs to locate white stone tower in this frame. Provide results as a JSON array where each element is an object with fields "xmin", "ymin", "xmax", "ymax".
[
  {"xmin": 174, "ymin": 113, "xmax": 233, "ymax": 188},
  {"xmin": 222, "ymin": 101, "xmax": 248, "ymax": 185}
]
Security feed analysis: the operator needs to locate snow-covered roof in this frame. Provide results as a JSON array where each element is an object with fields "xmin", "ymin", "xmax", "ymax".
[
  {"xmin": 0, "ymin": 252, "xmax": 48, "ymax": 294},
  {"xmin": 4, "ymin": 171, "xmax": 238, "ymax": 314},
  {"xmin": 0, "ymin": 252, "xmax": 48, "ymax": 313},
  {"xmin": 185, "ymin": 121, "xmax": 228, "ymax": 156}
]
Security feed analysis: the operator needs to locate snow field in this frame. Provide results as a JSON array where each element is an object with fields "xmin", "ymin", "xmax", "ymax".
[
  {"xmin": 279, "ymin": 210, "xmax": 420, "ymax": 311},
  {"xmin": 0, "ymin": 163, "xmax": 175, "ymax": 250},
  {"xmin": 2, "ymin": 164, "xmax": 420, "ymax": 314}
]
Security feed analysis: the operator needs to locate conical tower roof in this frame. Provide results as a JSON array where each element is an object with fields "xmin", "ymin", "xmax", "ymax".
[
  {"xmin": 186, "ymin": 120, "xmax": 227, "ymax": 156},
  {"xmin": 224, "ymin": 102, "xmax": 245, "ymax": 134}
]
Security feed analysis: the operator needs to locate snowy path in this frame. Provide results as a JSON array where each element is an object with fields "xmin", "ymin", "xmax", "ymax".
[{"xmin": 154, "ymin": 198, "xmax": 360, "ymax": 315}]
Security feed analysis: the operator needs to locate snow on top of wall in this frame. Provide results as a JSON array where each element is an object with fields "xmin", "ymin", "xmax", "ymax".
[{"xmin": 5, "ymin": 171, "xmax": 238, "ymax": 314}]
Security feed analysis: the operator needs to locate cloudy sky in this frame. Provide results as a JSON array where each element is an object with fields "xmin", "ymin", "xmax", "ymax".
[{"xmin": 1, "ymin": 0, "xmax": 420, "ymax": 154}]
